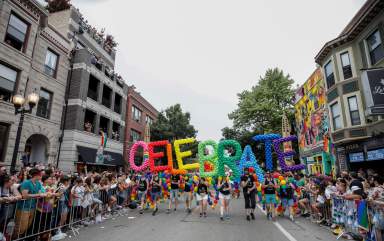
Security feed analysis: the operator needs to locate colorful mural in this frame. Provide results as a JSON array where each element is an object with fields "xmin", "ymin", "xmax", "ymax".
[{"xmin": 294, "ymin": 69, "xmax": 335, "ymax": 175}]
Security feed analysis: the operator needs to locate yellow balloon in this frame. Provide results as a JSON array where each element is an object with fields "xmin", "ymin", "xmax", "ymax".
[
  {"xmin": 174, "ymin": 138, "xmax": 199, "ymax": 171},
  {"xmin": 281, "ymin": 180, "xmax": 286, "ymax": 185}
]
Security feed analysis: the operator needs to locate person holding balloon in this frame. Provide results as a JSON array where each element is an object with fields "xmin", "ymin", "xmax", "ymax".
[
  {"xmin": 240, "ymin": 168, "xmax": 256, "ymax": 221},
  {"xmin": 196, "ymin": 177, "xmax": 209, "ymax": 218},
  {"xmin": 279, "ymin": 176, "xmax": 295, "ymax": 221},
  {"xmin": 263, "ymin": 171, "xmax": 277, "ymax": 221},
  {"xmin": 167, "ymin": 174, "xmax": 180, "ymax": 213},
  {"xmin": 218, "ymin": 175, "xmax": 232, "ymax": 221},
  {"xmin": 137, "ymin": 173, "xmax": 149, "ymax": 214},
  {"xmin": 150, "ymin": 172, "xmax": 162, "ymax": 216},
  {"xmin": 183, "ymin": 175, "xmax": 193, "ymax": 213}
]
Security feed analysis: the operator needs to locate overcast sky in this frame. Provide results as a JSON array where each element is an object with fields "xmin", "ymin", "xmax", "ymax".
[{"xmin": 72, "ymin": 0, "xmax": 365, "ymax": 141}]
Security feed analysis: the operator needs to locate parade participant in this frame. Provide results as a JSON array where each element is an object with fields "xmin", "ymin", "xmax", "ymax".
[
  {"xmin": 150, "ymin": 173, "xmax": 162, "ymax": 215},
  {"xmin": 279, "ymin": 176, "xmax": 295, "ymax": 221},
  {"xmin": 241, "ymin": 168, "xmax": 256, "ymax": 221},
  {"xmin": 167, "ymin": 173, "xmax": 180, "ymax": 213},
  {"xmin": 196, "ymin": 177, "xmax": 209, "ymax": 217},
  {"xmin": 183, "ymin": 175, "xmax": 193, "ymax": 213},
  {"xmin": 137, "ymin": 174, "xmax": 149, "ymax": 214},
  {"xmin": 218, "ymin": 175, "xmax": 232, "ymax": 220},
  {"xmin": 263, "ymin": 171, "xmax": 277, "ymax": 221}
]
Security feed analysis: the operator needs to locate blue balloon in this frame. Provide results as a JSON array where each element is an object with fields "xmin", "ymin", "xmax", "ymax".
[
  {"xmin": 253, "ymin": 134, "xmax": 281, "ymax": 171},
  {"xmin": 238, "ymin": 145, "xmax": 264, "ymax": 183}
]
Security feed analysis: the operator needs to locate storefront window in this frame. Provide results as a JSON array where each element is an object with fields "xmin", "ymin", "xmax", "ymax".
[{"xmin": 0, "ymin": 123, "xmax": 10, "ymax": 162}]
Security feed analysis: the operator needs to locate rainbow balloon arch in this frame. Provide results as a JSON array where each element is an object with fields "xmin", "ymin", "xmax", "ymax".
[{"xmin": 128, "ymin": 134, "xmax": 305, "ymax": 182}]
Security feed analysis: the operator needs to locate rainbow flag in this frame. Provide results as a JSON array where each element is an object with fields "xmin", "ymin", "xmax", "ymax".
[
  {"xmin": 357, "ymin": 200, "xmax": 368, "ymax": 231},
  {"xmin": 100, "ymin": 131, "xmax": 107, "ymax": 148}
]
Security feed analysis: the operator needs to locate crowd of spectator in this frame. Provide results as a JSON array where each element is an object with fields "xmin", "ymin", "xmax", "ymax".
[{"xmin": 0, "ymin": 162, "xmax": 383, "ymax": 241}]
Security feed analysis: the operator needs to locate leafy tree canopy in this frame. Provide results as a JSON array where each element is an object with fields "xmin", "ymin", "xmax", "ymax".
[
  {"xmin": 227, "ymin": 68, "xmax": 295, "ymax": 135},
  {"xmin": 151, "ymin": 104, "xmax": 197, "ymax": 142}
]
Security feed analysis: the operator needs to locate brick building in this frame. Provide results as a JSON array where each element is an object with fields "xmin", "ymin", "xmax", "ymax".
[
  {"xmin": 0, "ymin": 0, "xmax": 70, "ymax": 168},
  {"xmin": 123, "ymin": 86, "xmax": 158, "ymax": 162}
]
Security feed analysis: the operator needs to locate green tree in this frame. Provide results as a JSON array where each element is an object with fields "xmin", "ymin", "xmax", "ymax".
[
  {"xmin": 222, "ymin": 68, "xmax": 297, "ymax": 167},
  {"xmin": 227, "ymin": 68, "xmax": 295, "ymax": 134},
  {"xmin": 151, "ymin": 104, "xmax": 197, "ymax": 141}
]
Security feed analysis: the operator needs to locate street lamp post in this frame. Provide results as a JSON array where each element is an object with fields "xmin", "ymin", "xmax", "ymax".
[{"xmin": 10, "ymin": 91, "xmax": 39, "ymax": 173}]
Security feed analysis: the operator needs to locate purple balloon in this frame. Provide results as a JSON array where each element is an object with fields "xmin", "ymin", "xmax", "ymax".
[{"xmin": 273, "ymin": 136, "xmax": 305, "ymax": 172}]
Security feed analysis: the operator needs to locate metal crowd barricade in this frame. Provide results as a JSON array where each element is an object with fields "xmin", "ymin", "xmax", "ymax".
[
  {"xmin": 0, "ymin": 187, "xmax": 124, "ymax": 241},
  {"xmin": 368, "ymin": 200, "xmax": 384, "ymax": 241}
]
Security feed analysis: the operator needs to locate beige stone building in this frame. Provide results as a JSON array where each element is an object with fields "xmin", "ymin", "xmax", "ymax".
[{"xmin": 0, "ymin": 0, "xmax": 70, "ymax": 169}]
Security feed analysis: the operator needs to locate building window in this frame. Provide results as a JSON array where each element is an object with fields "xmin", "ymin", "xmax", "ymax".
[
  {"xmin": 324, "ymin": 60, "xmax": 335, "ymax": 88},
  {"xmin": 101, "ymin": 85, "xmax": 112, "ymax": 108},
  {"xmin": 5, "ymin": 13, "xmax": 29, "ymax": 51},
  {"xmin": 87, "ymin": 75, "xmax": 99, "ymax": 101},
  {"xmin": 0, "ymin": 63, "xmax": 18, "ymax": 102},
  {"xmin": 130, "ymin": 129, "xmax": 141, "ymax": 142},
  {"xmin": 99, "ymin": 116, "xmax": 110, "ymax": 137},
  {"xmin": 36, "ymin": 89, "xmax": 52, "ymax": 119},
  {"xmin": 44, "ymin": 49, "xmax": 58, "ymax": 77},
  {"xmin": 145, "ymin": 115, "xmax": 153, "ymax": 125},
  {"xmin": 0, "ymin": 123, "xmax": 10, "ymax": 162},
  {"xmin": 340, "ymin": 52, "xmax": 352, "ymax": 79},
  {"xmin": 132, "ymin": 105, "xmax": 142, "ymax": 122},
  {"xmin": 114, "ymin": 94, "xmax": 122, "ymax": 114},
  {"xmin": 112, "ymin": 122, "xmax": 120, "ymax": 141},
  {"xmin": 347, "ymin": 96, "xmax": 361, "ymax": 126},
  {"xmin": 330, "ymin": 102, "xmax": 342, "ymax": 130},
  {"xmin": 84, "ymin": 109, "xmax": 96, "ymax": 133},
  {"xmin": 367, "ymin": 30, "xmax": 384, "ymax": 65}
]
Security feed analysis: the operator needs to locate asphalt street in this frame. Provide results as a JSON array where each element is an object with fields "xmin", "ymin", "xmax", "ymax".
[{"xmin": 64, "ymin": 197, "xmax": 337, "ymax": 241}]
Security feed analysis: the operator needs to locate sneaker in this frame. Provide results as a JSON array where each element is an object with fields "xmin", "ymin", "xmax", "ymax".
[
  {"xmin": 188, "ymin": 208, "xmax": 192, "ymax": 214},
  {"xmin": 139, "ymin": 210, "xmax": 143, "ymax": 214},
  {"xmin": 289, "ymin": 214, "xmax": 294, "ymax": 222},
  {"xmin": 226, "ymin": 215, "xmax": 230, "ymax": 220},
  {"xmin": 174, "ymin": 208, "xmax": 177, "ymax": 212},
  {"xmin": 250, "ymin": 213, "xmax": 255, "ymax": 220},
  {"xmin": 199, "ymin": 213, "xmax": 202, "ymax": 217},
  {"xmin": 246, "ymin": 215, "xmax": 251, "ymax": 221},
  {"xmin": 166, "ymin": 209, "xmax": 170, "ymax": 214},
  {"xmin": 203, "ymin": 212, "xmax": 207, "ymax": 218},
  {"xmin": 220, "ymin": 216, "xmax": 224, "ymax": 221}
]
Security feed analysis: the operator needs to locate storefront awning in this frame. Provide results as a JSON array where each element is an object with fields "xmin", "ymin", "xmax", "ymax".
[{"xmin": 77, "ymin": 146, "xmax": 124, "ymax": 166}]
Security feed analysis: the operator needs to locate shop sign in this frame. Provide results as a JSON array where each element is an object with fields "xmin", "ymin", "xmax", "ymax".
[
  {"xmin": 367, "ymin": 148, "xmax": 384, "ymax": 161},
  {"xmin": 349, "ymin": 152, "xmax": 364, "ymax": 163}
]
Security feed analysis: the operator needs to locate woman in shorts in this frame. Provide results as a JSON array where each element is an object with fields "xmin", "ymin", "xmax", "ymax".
[
  {"xmin": 196, "ymin": 177, "xmax": 208, "ymax": 218},
  {"xmin": 150, "ymin": 173, "xmax": 162, "ymax": 215},
  {"xmin": 218, "ymin": 176, "xmax": 231, "ymax": 220},
  {"xmin": 183, "ymin": 175, "xmax": 193, "ymax": 213},
  {"xmin": 137, "ymin": 174, "xmax": 148, "ymax": 214}
]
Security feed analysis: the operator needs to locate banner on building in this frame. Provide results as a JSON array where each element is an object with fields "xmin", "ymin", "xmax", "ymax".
[{"xmin": 361, "ymin": 68, "xmax": 384, "ymax": 114}]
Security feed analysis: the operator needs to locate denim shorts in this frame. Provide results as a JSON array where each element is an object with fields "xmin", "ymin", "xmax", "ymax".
[
  {"xmin": 138, "ymin": 191, "xmax": 147, "ymax": 201},
  {"xmin": 170, "ymin": 189, "xmax": 179, "ymax": 201},
  {"xmin": 151, "ymin": 192, "xmax": 161, "ymax": 202},
  {"xmin": 265, "ymin": 194, "xmax": 277, "ymax": 204},
  {"xmin": 281, "ymin": 198, "xmax": 294, "ymax": 207}
]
